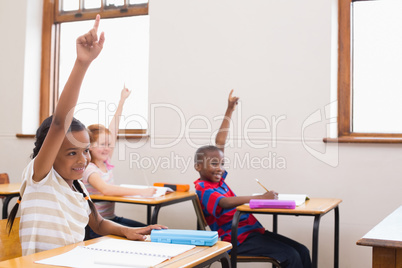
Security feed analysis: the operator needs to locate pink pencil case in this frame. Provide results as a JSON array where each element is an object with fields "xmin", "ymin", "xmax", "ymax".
[{"xmin": 249, "ymin": 199, "xmax": 296, "ymax": 209}]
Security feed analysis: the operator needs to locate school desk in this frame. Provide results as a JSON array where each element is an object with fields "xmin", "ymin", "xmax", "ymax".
[
  {"xmin": 0, "ymin": 183, "xmax": 20, "ymax": 219},
  {"xmin": 0, "ymin": 235, "xmax": 232, "ymax": 268},
  {"xmin": 90, "ymin": 191, "xmax": 199, "ymax": 225},
  {"xmin": 231, "ymin": 198, "xmax": 342, "ymax": 268},
  {"xmin": 357, "ymin": 205, "xmax": 402, "ymax": 268}
]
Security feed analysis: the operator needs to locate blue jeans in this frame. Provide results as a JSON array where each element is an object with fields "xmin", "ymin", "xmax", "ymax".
[
  {"xmin": 87, "ymin": 216, "xmax": 147, "ymax": 239},
  {"xmin": 237, "ymin": 231, "xmax": 312, "ymax": 268}
]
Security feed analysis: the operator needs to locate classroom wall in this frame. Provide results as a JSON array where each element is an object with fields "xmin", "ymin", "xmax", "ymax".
[{"xmin": 1, "ymin": 0, "xmax": 401, "ymax": 267}]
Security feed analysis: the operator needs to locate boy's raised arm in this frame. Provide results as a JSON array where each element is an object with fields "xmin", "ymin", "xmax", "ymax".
[
  {"xmin": 33, "ymin": 15, "xmax": 105, "ymax": 182},
  {"xmin": 215, "ymin": 89, "xmax": 239, "ymax": 153}
]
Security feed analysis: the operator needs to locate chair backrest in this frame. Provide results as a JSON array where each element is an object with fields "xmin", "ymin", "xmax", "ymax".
[
  {"xmin": 194, "ymin": 196, "xmax": 209, "ymax": 230},
  {"xmin": 0, "ymin": 173, "xmax": 10, "ymax": 184},
  {"xmin": 0, "ymin": 217, "xmax": 21, "ymax": 261}
]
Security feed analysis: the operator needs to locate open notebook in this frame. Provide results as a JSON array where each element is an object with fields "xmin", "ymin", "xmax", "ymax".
[
  {"xmin": 252, "ymin": 193, "xmax": 309, "ymax": 206},
  {"xmin": 120, "ymin": 184, "xmax": 174, "ymax": 198},
  {"xmin": 278, "ymin": 194, "xmax": 309, "ymax": 206},
  {"xmin": 35, "ymin": 238, "xmax": 195, "ymax": 268}
]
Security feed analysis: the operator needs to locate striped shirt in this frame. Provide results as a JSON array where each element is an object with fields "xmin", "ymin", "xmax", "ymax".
[
  {"xmin": 19, "ymin": 159, "xmax": 91, "ymax": 256},
  {"xmin": 82, "ymin": 162, "xmax": 115, "ymax": 219},
  {"xmin": 194, "ymin": 171, "xmax": 265, "ymax": 244}
]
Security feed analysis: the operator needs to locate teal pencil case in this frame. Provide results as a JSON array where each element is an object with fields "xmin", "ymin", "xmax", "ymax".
[{"xmin": 150, "ymin": 229, "xmax": 218, "ymax": 246}]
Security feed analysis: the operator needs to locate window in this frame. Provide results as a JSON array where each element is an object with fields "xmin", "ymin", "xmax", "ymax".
[
  {"xmin": 40, "ymin": 0, "xmax": 149, "ymax": 135},
  {"xmin": 334, "ymin": 0, "xmax": 402, "ymax": 143}
]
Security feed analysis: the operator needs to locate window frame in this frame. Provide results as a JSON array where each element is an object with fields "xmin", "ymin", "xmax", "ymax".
[
  {"xmin": 39, "ymin": 0, "xmax": 148, "ymax": 136},
  {"xmin": 324, "ymin": 0, "xmax": 402, "ymax": 143}
]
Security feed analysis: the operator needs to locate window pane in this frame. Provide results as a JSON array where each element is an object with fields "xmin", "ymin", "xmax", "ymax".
[
  {"xmin": 61, "ymin": 0, "xmax": 79, "ymax": 12},
  {"xmin": 352, "ymin": 0, "xmax": 402, "ymax": 133},
  {"xmin": 105, "ymin": 0, "xmax": 124, "ymax": 8},
  {"xmin": 59, "ymin": 16, "xmax": 149, "ymax": 129},
  {"xmin": 129, "ymin": 0, "xmax": 148, "ymax": 4},
  {"xmin": 84, "ymin": 0, "xmax": 101, "ymax": 10}
]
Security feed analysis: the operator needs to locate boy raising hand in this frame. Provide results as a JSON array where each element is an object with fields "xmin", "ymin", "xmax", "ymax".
[{"xmin": 194, "ymin": 90, "xmax": 311, "ymax": 268}]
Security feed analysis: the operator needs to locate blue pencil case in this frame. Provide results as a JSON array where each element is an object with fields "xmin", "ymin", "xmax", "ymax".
[{"xmin": 150, "ymin": 229, "xmax": 218, "ymax": 246}]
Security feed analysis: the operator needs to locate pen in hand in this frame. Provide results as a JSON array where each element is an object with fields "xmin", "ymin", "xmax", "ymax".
[{"xmin": 255, "ymin": 178, "xmax": 270, "ymax": 192}]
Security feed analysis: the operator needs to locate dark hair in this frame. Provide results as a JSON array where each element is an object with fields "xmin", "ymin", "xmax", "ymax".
[
  {"xmin": 8, "ymin": 116, "xmax": 97, "ymax": 234},
  {"xmin": 194, "ymin": 145, "xmax": 222, "ymax": 164},
  {"xmin": 32, "ymin": 116, "xmax": 87, "ymax": 159}
]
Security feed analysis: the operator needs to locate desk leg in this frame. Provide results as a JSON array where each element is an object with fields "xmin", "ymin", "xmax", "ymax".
[
  {"xmin": 334, "ymin": 206, "xmax": 339, "ymax": 268},
  {"xmin": 193, "ymin": 252, "xmax": 231, "ymax": 268},
  {"xmin": 273, "ymin": 214, "xmax": 278, "ymax": 233},
  {"xmin": 151, "ymin": 205, "xmax": 161, "ymax": 224},
  {"xmin": 147, "ymin": 205, "xmax": 152, "ymax": 225},
  {"xmin": 312, "ymin": 215, "xmax": 321, "ymax": 268},
  {"xmin": 231, "ymin": 210, "xmax": 242, "ymax": 268},
  {"xmin": 220, "ymin": 252, "xmax": 231, "ymax": 268}
]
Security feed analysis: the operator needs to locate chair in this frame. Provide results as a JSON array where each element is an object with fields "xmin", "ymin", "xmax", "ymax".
[
  {"xmin": 0, "ymin": 173, "xmax": 10, "ymax": 203},
  {"xmin": 0, "ymin": 217, "xmax": 21, "ymax": 261},
  {"xmin": 193, "ymin": 196, "xmax": 281, "ymax": 268}
]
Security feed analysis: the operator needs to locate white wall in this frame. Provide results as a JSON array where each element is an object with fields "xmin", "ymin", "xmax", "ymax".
[{"xmin": 1, "ymin": 0, "xmax": 401, "ymax": 267}]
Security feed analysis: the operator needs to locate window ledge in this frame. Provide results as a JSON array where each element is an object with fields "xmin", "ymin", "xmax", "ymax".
[
  {"xmin": 16, "ymin": 134, "xmax": 35, "ymax": 138},
  {"xmin": 324, "ymin": 136, "xmax": 402, "ymax": 144},
  {"xmin": 117, "ymin": 134, "xmax": 149, "ymax": 140}
]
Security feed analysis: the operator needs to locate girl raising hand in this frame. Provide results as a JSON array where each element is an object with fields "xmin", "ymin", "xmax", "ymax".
[{"xmin": 7, "ymin": 15, "xmax": 165, "ymax": 256}]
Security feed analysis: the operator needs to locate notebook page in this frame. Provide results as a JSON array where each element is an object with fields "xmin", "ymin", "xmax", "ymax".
[
  {"xmin": 35, "ymin": 246, "xmax": 166, "ymax": 268},
  {"xmin": 120, "ymin": 184, "xmax": 174, "ymax": 198},
  {"xmin": 278, "ymin": 194, "xmax": 308, "ymax": 206},
  {"xmin": 35, "ymin": 239, "xmax": 195, "ymax": 268},
  {"xmin": 85, "ymin": 239, "xmax": 195, "ymax": 258}
]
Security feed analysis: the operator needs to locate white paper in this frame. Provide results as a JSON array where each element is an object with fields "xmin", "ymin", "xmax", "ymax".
[
  {"xmin": 278, "ymin": 194, "xmax": 309, "ymax": 206},
  {"xmin": 120, "ymin": 184, "xmax": 174, "ymax": 198},
  {"xmin": 252, "ymin": 193, "xmax": 309, "ymax": 206},
  {"xmin": 35, "ymin": 239, "xmax": 195, "ymax": 268}
]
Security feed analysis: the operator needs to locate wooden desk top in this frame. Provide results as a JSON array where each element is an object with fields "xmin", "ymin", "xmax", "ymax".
[
  {"xmin": 0, "ymin": 235, "xmax": 232, "ymax": 268},
  {"xmin": 0, "ymin": 183, "xmax": 21, "ymax": 195},
  {"xmin": 90, "ymin": 191, "xmax": 197, "ymax": 205},
  {"xmin": 357, "ymin": 205, "xmax": 402, "ymax": 248},
  {"xmin": 236, "ymin": 198, "xmax": 342, "ymax": 215}
]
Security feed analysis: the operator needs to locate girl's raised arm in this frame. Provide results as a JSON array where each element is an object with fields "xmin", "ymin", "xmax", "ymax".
[
  {"xmin": 108, "ymin": 86, "xmax": 131, "ymax": 159},
  {"xmin": 33, "ymin": 15, "xmax": 105, "ymax": 182}
]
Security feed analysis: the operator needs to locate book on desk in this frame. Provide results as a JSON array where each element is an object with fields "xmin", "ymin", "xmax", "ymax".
[
  {"xmin": 120, "ymin": 184, "xmax": 174, "ymax": 198},
  {"xmin": 35, "ymin": 229, "xmax": 219, "ymax": 267},
  {"xmin": 251, "ymin": 194, "xmax": 309, "ymax": 208},
  {"xmin": 36, "ymin": 238, "xmax": 196, "ymax": 268}
]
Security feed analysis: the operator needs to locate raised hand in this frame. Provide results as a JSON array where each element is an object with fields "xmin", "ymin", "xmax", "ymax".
[
  {"xmin": 120, "ymin": 84, "xmax": 132, "ymax": 101},
  {"xmin": 228, "ymin": 89, "xmax": 240, "ymax": 111},
  {"xmin": 76, "ymin": 14, "xmax": 105, "ymax": 64}
]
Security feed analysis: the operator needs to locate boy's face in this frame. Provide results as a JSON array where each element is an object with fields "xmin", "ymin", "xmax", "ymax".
[{"xmin": 195, "ymin": 150, "xmax": 225, "ymax": 183}]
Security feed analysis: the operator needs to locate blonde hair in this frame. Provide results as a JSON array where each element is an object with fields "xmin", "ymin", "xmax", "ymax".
[{"xmin": 87, "ymin": 124, "xmax": 111, "ymax": 144}]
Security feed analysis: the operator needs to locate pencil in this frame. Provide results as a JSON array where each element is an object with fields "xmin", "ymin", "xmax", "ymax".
[{"xmin": 255, "ymin": 179, "xmax": 270, "ymax": 192}]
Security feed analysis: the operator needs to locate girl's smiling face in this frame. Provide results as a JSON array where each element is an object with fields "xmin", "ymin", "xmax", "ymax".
[
  {"xmin": 53, "ymin": 130, "xmax": 91, "ymax": 186},
  {"xmin": 89, "ymin": 132, "xmax": 112, "ymax": 162}
]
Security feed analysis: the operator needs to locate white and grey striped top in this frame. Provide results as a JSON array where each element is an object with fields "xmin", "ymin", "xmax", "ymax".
[{"xmin": 19, "ymin": 159, "xmax": 91, "ymax": 256}]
